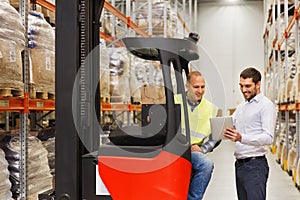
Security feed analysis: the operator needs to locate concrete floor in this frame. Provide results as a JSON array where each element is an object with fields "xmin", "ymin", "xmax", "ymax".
[{"xmin": 203, "ymin": 140, "xmax": 300, "ymax": 200}]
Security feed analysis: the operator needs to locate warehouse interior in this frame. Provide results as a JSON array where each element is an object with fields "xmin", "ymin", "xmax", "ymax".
[{"xmin": 0, "ymin": 0, "xmax": 300, "ymax": 199}]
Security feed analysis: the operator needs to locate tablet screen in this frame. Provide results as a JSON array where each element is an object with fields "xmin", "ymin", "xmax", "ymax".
[{"xmin": 210, "ymin": 116, "xmax": 233, "ymax": 140}]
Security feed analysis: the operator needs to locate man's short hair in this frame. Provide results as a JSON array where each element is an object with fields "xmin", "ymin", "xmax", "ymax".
[
  {"xmin": 187, "ymin": 71, "xmax": 203, "ymax": 83},
  {"xmin": 240, "ymin": 67, "xmax": 261, "ymax": 84}
]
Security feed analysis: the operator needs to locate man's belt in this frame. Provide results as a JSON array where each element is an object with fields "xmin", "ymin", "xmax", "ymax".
[{"xmin": 236, "ymin": 155, "xmax": 265, "ymax": 163}]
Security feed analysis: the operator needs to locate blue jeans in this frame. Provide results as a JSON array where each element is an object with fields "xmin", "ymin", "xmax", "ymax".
[
  {"xmin": 235, "ymin": 157, "xmax": 269, "ymax": 200},
  {"xmin": 188, "ymin": 151, "xmax": 214, "ymax": 200}
]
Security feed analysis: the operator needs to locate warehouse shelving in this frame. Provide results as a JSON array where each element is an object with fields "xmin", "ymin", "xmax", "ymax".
[
  {"xmin": 264, "ymin": 0, "xmax": 300, "ymax": 189},
  {"xmin": 103, "ymin": 1, "xmax": 149, "ymax": 37},
  {"xmin": 0, "ymin": 97, "xmax": 55, "ymax": 111},
  {"xmin": 32, "ymin": 1, "xmax": 195, "ymax": 119},
  {"xmin": 32, "ymin": 0, "xmax": 193, "ymax": 50},
  {"xmin": 33, "ymin": 0, "xmax": 192, "ymax": 110},
  {"xmin": 101, "ymin": 102, "xmax": 140, "ymax": 111},
  {"xmin": 0, "ymin": 0, "xmax": 57, "ymax": 198}
]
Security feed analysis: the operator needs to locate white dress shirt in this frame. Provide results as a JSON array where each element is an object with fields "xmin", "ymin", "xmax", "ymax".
[{"xmin": 232, "ymin": 93, "xmax": 277, "ymax": 159}]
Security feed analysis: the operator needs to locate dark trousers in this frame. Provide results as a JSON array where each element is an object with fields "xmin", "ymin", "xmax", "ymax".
[{"xmin": 235, "ymin": 156, "xmax": 269, "ymax": 200}]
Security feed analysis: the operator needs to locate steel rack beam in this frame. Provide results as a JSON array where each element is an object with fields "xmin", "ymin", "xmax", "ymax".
[
  {"xmin": 36, "ymin": 0, "xmax": 55, "ymax": 12},
  {"xmin": 277, "ymin": 5, "xmax": 300, "ymax": 50},
  {"xmin": 100, "ymin": 31, "xmax": 124, "ymax": 47},
  {"xmin": 0, "ymin": 97, "xmax": 55, "ymax": 111},
  {"xmin": 101, "ymin": 102, "xmax": 141, "ymax": 111}
]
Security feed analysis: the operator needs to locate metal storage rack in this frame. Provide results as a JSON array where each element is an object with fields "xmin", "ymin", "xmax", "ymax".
[
  {"xmin": 0, "ymin": 0, "xmax": 57, "ymax": 198},
  {"xmin": 264, "ymin": 0, "xmax": 300, "ymax": 189}
]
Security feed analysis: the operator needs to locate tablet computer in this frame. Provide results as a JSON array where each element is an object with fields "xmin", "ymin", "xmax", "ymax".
[{"xmin": 210, "ymin": 116, "xmax": 233, "ymax": 140}]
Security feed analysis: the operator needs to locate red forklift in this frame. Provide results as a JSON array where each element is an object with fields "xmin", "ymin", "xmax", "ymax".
[{"xmin": 98, "ymin": 35, "xmax": 200, "ymax": 199}]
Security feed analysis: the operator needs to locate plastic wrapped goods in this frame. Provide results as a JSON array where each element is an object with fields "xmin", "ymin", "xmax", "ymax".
[
  {"xmin": 0, "ymin": 136, "xmax": 20, "ymax": 199},
  {"xmin": 0, "ymin": 0, "xmax": 25, "ymax": 46},
  {"xmin": 29, "ymin": 48, "xmax": 55, "ymax": 94},
  {"xmin": 28, "ymin": 11, "xmax": 55, "ymax": 96},
  {"xmin": 0, "ymin": 0, "xmax": 25, "ymax": 93},
  {"xmin": 109, "ymin": 48, "xmax": 131, "ymax": 103},
  {"xmin": 37, "ymin": 127, "xmax": 55, "ymax": 177},
  {"xmin": 129, "ymin": 57, "xmax": 141, "ymax": 103},
  {"xmin": 100, "ymin": 39, "xmax": 110, "ymax": 103},
  {"xmin": 28, "ymin": 11, "xmax": 54, "ymax": 51},
  {"xmin": 40, "ymin": 137, "xmax": 55, "ymax": 176},
  {"xmin": 0, "ymin": 148, "xmax": 12, "ymax": 200},
  {"xmin": 0, "ymin": 39, "xmax": 24, "ymax": 91},
  {"xmin": 1, "ymin": 136, "xmax": 53, "ymax": 198},
  {"xmin": 136, "ymin": 1, "xmax": 176, "ymax": 37}
]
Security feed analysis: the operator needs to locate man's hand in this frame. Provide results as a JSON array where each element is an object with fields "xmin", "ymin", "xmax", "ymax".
[
  {"xmin": 223, "ymin": 127, "xmax": 242, "ymax": 142},
  {"xmin": 191, "ymin": 144, "xmax": 203, "ymax": 152}
]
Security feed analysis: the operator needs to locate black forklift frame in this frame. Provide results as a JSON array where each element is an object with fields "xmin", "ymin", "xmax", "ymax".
[{"xmin": 55, "ymin": 0, "xmax": 104, "ymax": 199}]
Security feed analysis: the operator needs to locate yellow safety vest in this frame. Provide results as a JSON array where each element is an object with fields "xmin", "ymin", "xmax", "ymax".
[{"xmin": 175, "ymin": 95, "xmax": 218, "ymax": 145}]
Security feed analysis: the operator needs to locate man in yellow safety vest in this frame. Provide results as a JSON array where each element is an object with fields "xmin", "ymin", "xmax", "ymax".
[{"xmin": 181, "ymin": 71, "xmax": 221, "ymax": 200}]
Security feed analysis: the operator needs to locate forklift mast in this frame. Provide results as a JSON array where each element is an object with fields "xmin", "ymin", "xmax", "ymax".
[{"xmin": 55, "ymin": 0, "xmax": 104, "ymax": 199}]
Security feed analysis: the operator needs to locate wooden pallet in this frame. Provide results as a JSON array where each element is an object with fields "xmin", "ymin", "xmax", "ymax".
[
  {"xmin": 29, "ymin": 84, "xmax": 55, "ymax": 100},
  {"xmin": 35, "ymin": 91, "xmax": 55, "ymax": 100},
  {"xmin": 0, "ymin": 88, "xmax": 24, "ymax": 97}
]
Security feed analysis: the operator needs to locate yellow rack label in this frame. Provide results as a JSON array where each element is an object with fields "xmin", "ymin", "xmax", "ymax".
[
  {"xmin": 0, "ymin": 100, "xmax": 9, "ymax": 107},
  {"xmin": 36, "ymin": 102, "xmax": 44, "ymax": 108}
]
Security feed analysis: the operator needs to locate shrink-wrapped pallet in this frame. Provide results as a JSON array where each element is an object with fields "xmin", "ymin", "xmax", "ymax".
[
  {"xmin": 129, "ymin": 56, "xmax": 141, "ymax": 103},
  {"xmin": 109, "ymin": 48, "xmax": 131, "ymax": 103},
  {"xmin": 287, "ymin": 137, "xmax": 297, "ymax": 176},
  {"xmin": 275, "ymin": 124, "xmax": 285, "ymax": 163},
  {"xmin": 136, "ymin": 1, "xmax": 176, "ymax": 37},
  {"xmin": 28, "ymin": 11, "xmax": 55, "ymax": 98},
  {"xmin": 141, "ymin": 85, "xmax": 165, "ymax": 104},
  {"xmin": 0, "ymin": 148, "xmax": 12, "ymax": 199},
  {"xmin": 0, "ymin": 136, "xmax": 53, "ymax": 199},
  {"xmin": 0, "ymin": 0, "xmax": 25, "ymax": 95},
  {"xmin": 0, "ymin": 0, "xmax": 25, "ymax": 45},
  {"xmin": 100, "ymin": 39, "xmax": 110, "ymax": 103},
  {"xmin": 40, "ymin": 137, "xmax": 55, "ymax": 176},
  {"xmin": 134, "ymin": 57, "xmax": 165, "ymax": 104},
  {"xmin": 0, "ymin": 136, "xmax": 21, "ymax": 199},
  {"xmin": 37, "ymin": 127, "xmax": 55, "ymax": 178},
  {"xmin": 0, "ymin": 39, "xmax": 24, "ymax": 92}
]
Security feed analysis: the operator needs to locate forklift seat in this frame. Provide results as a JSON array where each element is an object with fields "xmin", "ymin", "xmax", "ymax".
[
  {"xmin": 108, "ymin": 126, "xmax": 166, "ymax": 146},
  {"xmin": 108, "ymin": 104, "xmax": 182, "ymax": 146}
]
